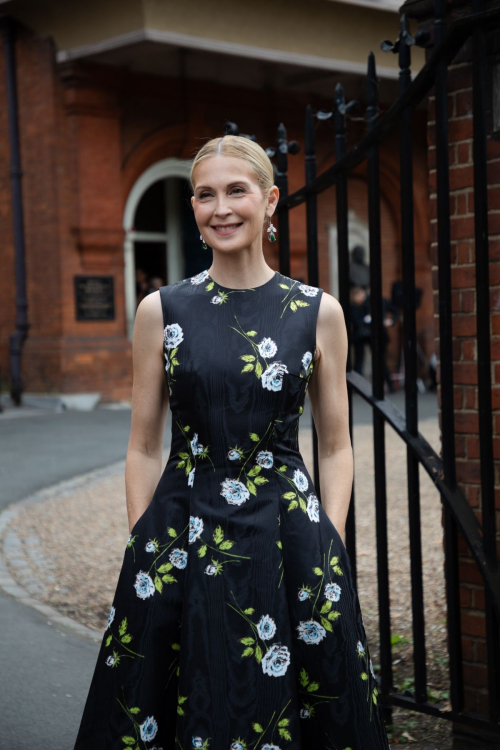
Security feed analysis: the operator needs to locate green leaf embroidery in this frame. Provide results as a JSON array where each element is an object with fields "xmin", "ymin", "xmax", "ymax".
[
  {"xmin": 118, "ymin": 618, "xmax": 127, "ymax": 636},
  {"xmin": 154, "ymin": 575, "xmax": 163, "ymax": 594},
  {"xmin": 239, "ymin": 637, "xmax": 255, "ymax": 645},
  {"xmin": 246, "ymin": 478, "xmax": 256, "ymax": 496},
  {"xmin": 162, "ymin": 574, "xmax": 177, "ymax": 584},
  {"xmin": 157, "ymin": 563, "xmax": 173, "ymax": 574},
  {"xmin": 254, "ymin": 476, "xmax": 268, "ymax": 485},
  {"xmin": 213, "ymin": 525, "xmax": 224, "ymax": 544}
]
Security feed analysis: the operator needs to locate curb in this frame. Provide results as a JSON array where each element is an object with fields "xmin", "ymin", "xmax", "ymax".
[{"xmin": 0, "ymin": 460, "xmax": 130, "ymax": 644}]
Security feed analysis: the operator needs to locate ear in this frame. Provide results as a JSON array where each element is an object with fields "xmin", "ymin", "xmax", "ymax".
[
  {"xmin": 267, "ymin": 185, "xmax": 280, "ymax": 216},
  {"xmin": 190, "ymin": 196, "xmax": 195, "ymax": 209}
]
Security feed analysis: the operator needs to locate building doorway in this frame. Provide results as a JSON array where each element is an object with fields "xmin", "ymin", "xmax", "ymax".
[{"xmin": 123, "ymin": 158, "xmax": 207, "ymax": 339}]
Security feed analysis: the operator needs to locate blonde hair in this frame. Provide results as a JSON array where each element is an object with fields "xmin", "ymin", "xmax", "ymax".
[{"xmin": 190, "ymin": 135, "xmax": 275, "ymax": 196}]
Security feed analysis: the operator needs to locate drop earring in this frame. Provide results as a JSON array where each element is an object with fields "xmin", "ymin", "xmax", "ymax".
[
  {"xmin": 200, "ymin": 234, "xmax": 208, "ymax": 249},
  {"xmin": 267, "ymin": 217, "xmax": 277, "ymax": 243}
]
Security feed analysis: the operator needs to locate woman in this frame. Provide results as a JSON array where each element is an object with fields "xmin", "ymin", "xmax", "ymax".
[{"xmin": 74, "ymin": 135, "xmax": 390, "ymax": 749}]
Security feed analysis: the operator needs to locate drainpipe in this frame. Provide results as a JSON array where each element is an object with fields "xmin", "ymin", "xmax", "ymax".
[{"xmin": 1, "ymin": 17, "xmax": 30, "ymax": 406}]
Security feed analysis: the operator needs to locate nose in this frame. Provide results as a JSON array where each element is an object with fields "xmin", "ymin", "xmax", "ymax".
[{"xmin": 213, "ymin": 194, "xmax": 232, "ymax": 218}]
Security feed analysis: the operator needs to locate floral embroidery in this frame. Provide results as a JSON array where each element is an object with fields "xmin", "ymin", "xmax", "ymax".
[
  {"xmin": 126, "ymin": 533, "xmax": 137, "ymax": 562},
  {"xmin": 357, "ymin": 638, "xmax": 379, "ymax": 719},
  {"xmin": 222, "ymin": 422, "xmax": 275, "ymax": 503},
  {"xmin": 227, "ymin": 591, "xmax": 291, "ymax": 678},
  {"xmin": 117, "ymin": 694, "xmax": 159, "ymax": 749},
  {"xmin": 173, "ymin": 420, "xmax": 215, "ymax": 486},
  {"xmin": 277, "ymin": 277, "xmax": 319, "ymax": 318},
  {"xmin": 190, "ymin": 269, "xmax": 210, "ymax": 285},
  {"xmin": 295, "ymin": 539, "xmax": 343, "ymax": 638},
  {"xmin": 275, "ymin": 464, "xmax": 320, "ymax": 521},
  {"xmin": 188, "ymin": 517, "xmax": 251, "ymax": 574},
  {"xmin": 261, "ymin": 361, "xmax": 288, "ymax": 392},
  {"xmin": 104, "ymin": 612, "xmax": 145, "ymax": 666},
  {"xmin": 227, "ymin": 699, "xmax": 294, "ymax": 748},
  {"xmin": 164, "ymin": 323, "xmax": 184, "ymax": 392},
  {"xmin": 134, "ymin": 570, "xmax": 155, "ymax": 599},
  {"xmin": 229, "ymin": 314, "xmax": 287, "ymax": 389},
  {"xmin": 298, "ymin": 667, "xmax": 339, "ymax": 719}
]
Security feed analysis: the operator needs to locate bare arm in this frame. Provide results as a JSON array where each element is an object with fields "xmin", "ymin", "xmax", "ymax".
[
  {"xmin": 125, "ymin": 290, "xmax": 169, "ymax": 533},
  {"xmin": 307, "ymin": 293, "xmax": 353, "ymax": 545}
]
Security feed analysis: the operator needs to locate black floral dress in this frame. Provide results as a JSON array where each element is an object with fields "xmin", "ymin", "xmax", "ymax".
[{"xmin": 73, "ymin": 268, "xmax": 391, "ymax": 750}]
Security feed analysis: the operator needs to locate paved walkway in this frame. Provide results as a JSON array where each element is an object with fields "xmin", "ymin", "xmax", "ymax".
[{"xmin": 0, "ymin": 402, "xmax": 171, "ymax": 749}]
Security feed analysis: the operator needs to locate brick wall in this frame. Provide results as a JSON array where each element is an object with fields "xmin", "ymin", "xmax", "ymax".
[{"xmin": 427, "ymin": 58, "xmax": 498, "ymax": 722}]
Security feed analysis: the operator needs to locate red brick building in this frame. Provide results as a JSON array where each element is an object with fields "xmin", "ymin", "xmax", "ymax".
[{"xmin": 0, "ymin": 0, "xmax": 430, "ymax": 401}]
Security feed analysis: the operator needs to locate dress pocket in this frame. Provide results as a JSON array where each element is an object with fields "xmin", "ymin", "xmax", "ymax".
[
  {"xmin": 318, "ymin": 499, "xmax": 347, "ymax": 552},
  {"xmin": 129, "ymin": 488, "xmax": 158, "ymax": 537}
]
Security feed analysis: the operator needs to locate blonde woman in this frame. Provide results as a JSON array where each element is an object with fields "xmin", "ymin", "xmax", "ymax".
[{"xmin": 74, "ymin": 135, "xmax": 390, "ymax": 750}]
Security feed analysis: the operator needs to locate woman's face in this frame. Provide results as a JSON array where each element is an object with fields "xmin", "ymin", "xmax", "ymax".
[{"xmin": 190, "ymin": 155, "xmax": 278, "ymax": 253}]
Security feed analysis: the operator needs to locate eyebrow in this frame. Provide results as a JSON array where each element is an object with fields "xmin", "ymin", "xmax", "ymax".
[{"xmin": 195, "ymin": 180, "xmax": 252, "ymax": 191}]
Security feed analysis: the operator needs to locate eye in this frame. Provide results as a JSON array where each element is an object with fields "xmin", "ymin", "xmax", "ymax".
[
  {"xmin": 199, "ymin": 191, "xmax": 211, "ymax": 199},
  {"xmin": 231, "ymin": 187, "xmax": 245, "ymax": 194}
]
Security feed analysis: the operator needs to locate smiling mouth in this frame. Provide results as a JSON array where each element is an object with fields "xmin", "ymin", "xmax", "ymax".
[{"xmin": 211, "ymin": 223, "xmax": 243, "ymax": 233}]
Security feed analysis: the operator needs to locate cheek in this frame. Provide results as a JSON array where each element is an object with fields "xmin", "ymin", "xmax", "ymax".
[
  {"xmin": 237, "ymin": 198, "xmax": 263, "ymax": 222},
  {"xmin": 193, "ymin": 205, "xmax": 211, "ymax": 225}
]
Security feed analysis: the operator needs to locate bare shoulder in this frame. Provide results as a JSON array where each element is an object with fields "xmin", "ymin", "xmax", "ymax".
[
  {"xmin": 315, "ymin": 292, "xmax": 347, "ymax": 363},
  {"xmin": 133, "ymin": 291, "xmax": 164, "ymax": 350}
]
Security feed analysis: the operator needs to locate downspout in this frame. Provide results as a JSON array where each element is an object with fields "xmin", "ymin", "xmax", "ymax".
[{"xmin": 1, "ymin": 17, "xmax": 30, "ymax": 406}]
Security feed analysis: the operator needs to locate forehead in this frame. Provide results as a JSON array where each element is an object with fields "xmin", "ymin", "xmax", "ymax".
[{"xmin": 192, "ymin": 155, "xmax": 257, "ymax": 189}]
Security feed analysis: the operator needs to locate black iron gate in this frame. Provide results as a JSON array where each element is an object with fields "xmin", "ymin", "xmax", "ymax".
[{"xmin": 233, "ymin": 0, "xmax": 500, "ymax": 739}]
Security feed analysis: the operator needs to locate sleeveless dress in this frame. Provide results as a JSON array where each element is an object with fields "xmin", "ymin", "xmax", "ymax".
[{"xmin": 74, "ymin": 268, "xmax": 391, "ymax": 750}]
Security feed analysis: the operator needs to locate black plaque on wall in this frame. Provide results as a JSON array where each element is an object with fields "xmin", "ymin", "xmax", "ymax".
[{"xmin": 74, "ymin": 275, "xmax": 115, "ymax": 321}]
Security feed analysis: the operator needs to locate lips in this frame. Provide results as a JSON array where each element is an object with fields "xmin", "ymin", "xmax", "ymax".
[{"xmin": 211, "ymin": 223, "xmax": 243, "ymax": 234}]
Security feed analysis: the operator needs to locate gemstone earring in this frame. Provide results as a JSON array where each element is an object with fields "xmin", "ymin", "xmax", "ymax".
[
  {"xmin": 267, "ymin": 218, "xmax": 277, "ymax": 243},
  {"xmin": 200, "ymin": 234, "xmax": 208, "ymax": 249}
]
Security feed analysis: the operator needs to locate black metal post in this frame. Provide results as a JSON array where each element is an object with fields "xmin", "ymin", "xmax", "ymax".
[
  {"xmin": 1, "ymin": 17, "xmax": 30, "ymax": 406},
  {"xmin": 366, "ymin": 51, "xmax": 393, "ymax": 707},
  {"xmin": 394, "ymin": 14, "xmax": 427, "ymax": 704},
  {"xmin": 334, "ymin": 83, "xmax": 357, "ymax": 586},
  {"xmin": 274, "ymin": 123, "xmax": 299, "ymax": 276},
  {"xmin": 434, "ymin": 0, "xmax": 464, "ymax": 715}
]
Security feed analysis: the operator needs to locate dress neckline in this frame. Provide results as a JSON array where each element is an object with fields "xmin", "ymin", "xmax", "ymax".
[{"xmin": 205, "ymin": 269, "xmax": 278, "ymax": 292}]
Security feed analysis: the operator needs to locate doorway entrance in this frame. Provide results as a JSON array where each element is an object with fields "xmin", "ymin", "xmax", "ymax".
[{"xmin": 123, "ymin": 158, "xmax": 206, "ymax": 339}]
